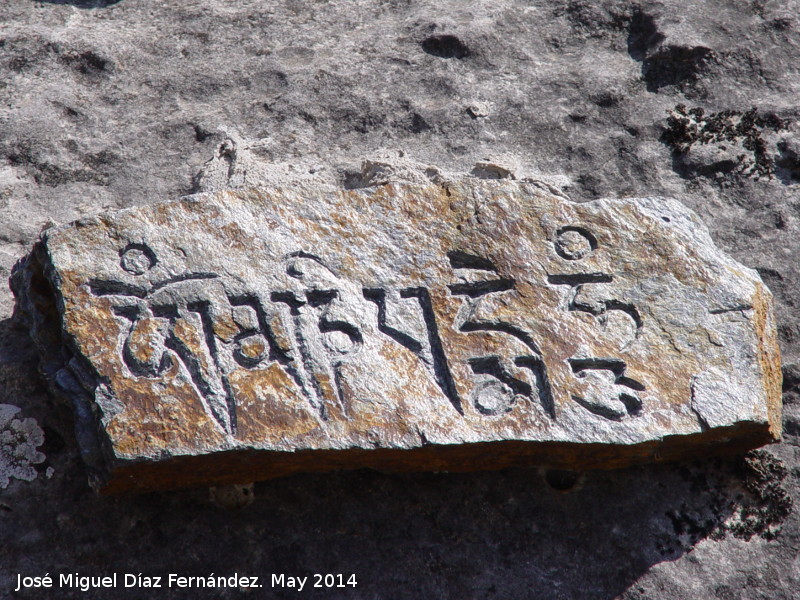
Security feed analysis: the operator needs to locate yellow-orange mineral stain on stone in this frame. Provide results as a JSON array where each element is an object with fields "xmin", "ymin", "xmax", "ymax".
[
  {"xmin": 230, "ymin": 365, "xmax": 323, "ymax": 446},
  {"xmin": 127, "ymin": 317, "xmax": 165, "ymax": 369},
  {"xmin": 211, "ymin": 312, "xmax": 238, "ymax": 343},
  {"xmin": 752, "ymin": 282, "xmax": 783, "ymax": 437}
]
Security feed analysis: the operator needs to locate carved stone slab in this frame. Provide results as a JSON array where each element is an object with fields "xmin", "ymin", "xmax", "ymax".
[{"xmin": 11, "ymin": 181, "xmax": 781, "ymax": 493}]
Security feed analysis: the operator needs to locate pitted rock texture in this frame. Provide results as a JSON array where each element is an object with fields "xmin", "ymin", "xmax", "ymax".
[{"xmin": 12, "ymin": 181, "xmax": 780, "ymax": 493}]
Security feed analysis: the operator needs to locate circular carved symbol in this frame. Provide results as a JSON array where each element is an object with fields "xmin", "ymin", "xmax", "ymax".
[
  {"xmin": 120, "ymin": 244, "xmax": 156, "ymax": 275},
  {"xmin": 322, "ymin": 330, "xmax": 360, "ymax": 355},
  {"xmin": 234, "ymin": 334, "xmax": 270, "ymax": 367},
  {"xmin": 471, "ymin": 380, "xmax": 515, "ymax": 416},
  {"xmin": 554, "ymin": 227, "xmax": 597, "ymax": 261}
]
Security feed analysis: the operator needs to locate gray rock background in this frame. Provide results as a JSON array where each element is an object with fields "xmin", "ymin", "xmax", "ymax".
[{"xmin": 1, "ymin": 1, "xmax": 799, "ymax": 598}]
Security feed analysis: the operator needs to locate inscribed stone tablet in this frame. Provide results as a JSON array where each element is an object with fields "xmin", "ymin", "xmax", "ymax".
[{"xmin": 11, "ymin": 181, "xmax": 781, "ymax": 493}]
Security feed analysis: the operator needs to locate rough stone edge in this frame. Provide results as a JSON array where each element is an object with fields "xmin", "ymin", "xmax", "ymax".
[
  {"xmin": 753, "ymin": 283, "xmax": 783, "ymax": 438},
  {"xmin": 9, "ymin": 243, "xmax": 113, "ymax": 489},
  {"xmin": 98, "ymin": 422, "xmax": 774, "ymax": 495},
  {"xmin": 619, "ymin": 194, "xmax": 783, "ymax": 438}
]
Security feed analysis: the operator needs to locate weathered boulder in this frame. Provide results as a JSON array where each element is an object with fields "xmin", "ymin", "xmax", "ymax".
[{"xmin": 11, "ymin": 180, "xmax": 781, "ymax": 493}]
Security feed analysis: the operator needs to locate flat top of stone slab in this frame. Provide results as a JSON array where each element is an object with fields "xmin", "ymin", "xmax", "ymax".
[{"xmin": 13, "ymin": 180, "xmax": 781, "ymax": 492}]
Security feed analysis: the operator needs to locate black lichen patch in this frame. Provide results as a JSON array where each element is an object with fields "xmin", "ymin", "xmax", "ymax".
[
  {"xmin": 655, "ymin": 451, "xmax": 793, "ymax": 557},
  {"xmin": 727, "ymin": 451, "xmax": 793, "ymax": 540},
  {"xmin": 661, "ymin": 104, "xmax": 788, "ymax": 180},
  {"xmin": 776, "ymin": 136, "xmax": 800, "ymax": 182}
]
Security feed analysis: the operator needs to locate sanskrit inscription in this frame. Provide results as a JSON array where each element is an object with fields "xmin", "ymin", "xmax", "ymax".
[{"xmin": 11, "ymin": 180, "xmax": 781, "ymax": 493}]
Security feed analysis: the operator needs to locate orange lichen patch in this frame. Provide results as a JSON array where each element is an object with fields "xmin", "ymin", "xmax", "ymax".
[
  {"xmin": 267, "ymin": 313, "xmax": 293, "ymax": 354},
  {"xmin": 62, "ymin": 291, "xmax": 124, "ymax": 362}
]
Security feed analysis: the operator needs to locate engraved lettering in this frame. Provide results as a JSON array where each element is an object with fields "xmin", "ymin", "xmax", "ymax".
[
  {"xmin": 554, "ymin": 226, "xmax": 597, "ymax": 261},
  {"xmin": 119, "ymin": 242, "xmax": 157, "ymax": 275},
  {"xmin": 364, "ymin": 287, "xmax": 463, "ymax": 414},
  {"xmin": 448, "ymin": 252, "xmax": 555, "ymax": 418},
  {"xmin": 548, "ymin": 224, "xmax": 641, "ymax": 336},
  {"xmin": 94, "ymin": 242, "xmax": 647, "ymax": 428},
  {"xmin": 271, "ymin": 255, "xmax": 364, "ymax": 421},
  {"xmin": 568, "ymin": 357, "xmax": 644, "ymax": 420},
  {"xmin": 90, "ymin": 243, "xmax": 241, "ymax": 434}
]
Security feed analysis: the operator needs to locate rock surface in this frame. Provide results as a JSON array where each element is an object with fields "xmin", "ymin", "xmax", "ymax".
[
  {"xmin": 12, "ymin": 181, "xmax": 781, "ymax": 493},
  {"xmin": 1, "ymin": 0, "xmax": 800, "ymax": 598}
]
